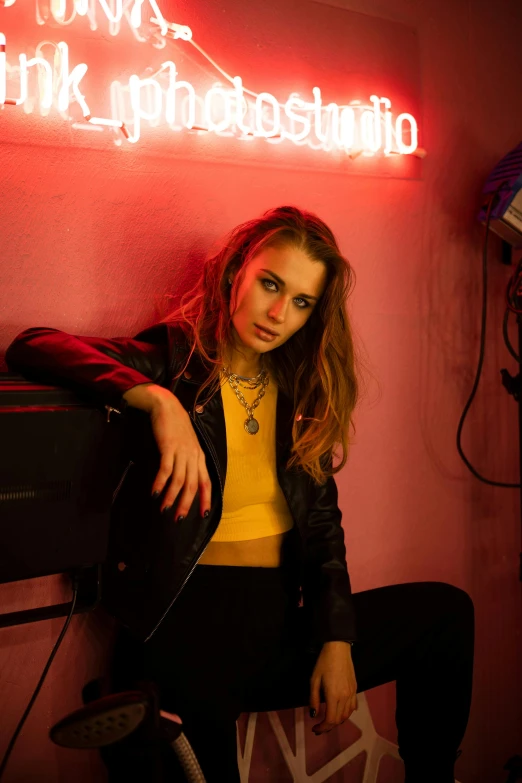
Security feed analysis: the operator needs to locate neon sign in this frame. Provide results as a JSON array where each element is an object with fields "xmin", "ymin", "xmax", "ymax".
[{"xmin": 0, "ymin": 1, "xmax": 422, "ymax": 157}]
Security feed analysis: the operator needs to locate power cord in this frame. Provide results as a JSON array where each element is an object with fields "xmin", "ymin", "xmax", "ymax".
[
  {"xmin": 503, "ymin": 306, "xmax": 520, "ymax": 363},
  {"xmin": 0, "ymin": 572, "xmax": 80, "ymax": 781},
  {"xmin": 456, "ymin": 187, "xmax": 521, "ymax": 488}
]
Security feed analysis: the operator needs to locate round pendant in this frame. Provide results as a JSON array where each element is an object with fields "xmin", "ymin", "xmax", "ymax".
[{"xmin": 245, "ymin": 417, "xmax": 259, "ymax": 435}]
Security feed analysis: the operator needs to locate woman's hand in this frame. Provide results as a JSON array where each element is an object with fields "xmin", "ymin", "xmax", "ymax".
[
  {"xmin": 123, "ymin": 383, "xmax": 212, "ymax": 520},
  {"xmin": 309, "ymin": 641, "xmax": 357, "ymax": 735}
]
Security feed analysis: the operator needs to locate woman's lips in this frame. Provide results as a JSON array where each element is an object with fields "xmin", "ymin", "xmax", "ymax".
[{"xmin": 254, "ymin": 324, "xmax": 278, "ymax": 342}]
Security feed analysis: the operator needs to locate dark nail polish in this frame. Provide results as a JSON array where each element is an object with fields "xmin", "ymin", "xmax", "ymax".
[
  {"xmin": 309, "ymin": 708, "xmax": 316, "ymax": 719},
  {"xmin": 152, "ymin": 491, "xmax": 160, "ymax": 499},
  {"xmin": 162, "ymin": 505, "xmax": 172, "ymax": 514},
  {"xmin": 175, "ymin": 515, "xmax": 186, "ymax": 523},
  {"xmin": 203, "ymin": 510, "xmax": 210, "ymax": 518}
]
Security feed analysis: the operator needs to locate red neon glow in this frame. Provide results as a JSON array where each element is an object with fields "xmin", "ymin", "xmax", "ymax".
[
  {"xmin": 7, "ymin": 0, "xmax": 172, "ymax": 38},
  {"xmin": 0, "ymin": 33, "xmax": 6, "ymax": 105},
  {"xmin": 0, "ymin": 3, "xmax": 422, "ymax": 158},
  {"xmin": 32, "ymin": 0, "xmax": 190, "ymax": 43}
]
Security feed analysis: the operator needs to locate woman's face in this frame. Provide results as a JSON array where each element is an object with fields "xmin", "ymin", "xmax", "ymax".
[{"xmin": 230, "ymin": 244, "xmax": 327, "ymax": 355}]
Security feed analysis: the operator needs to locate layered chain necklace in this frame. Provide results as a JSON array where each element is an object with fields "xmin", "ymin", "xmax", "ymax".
[{"xmin": 222, "ymin": 366, "xmax": 270, "ymax": 434}]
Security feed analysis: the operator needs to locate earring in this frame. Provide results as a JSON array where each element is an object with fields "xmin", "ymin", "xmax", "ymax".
[{"xmin": 228, "ymin": 278, "xmax": 233, "ymax": 285}]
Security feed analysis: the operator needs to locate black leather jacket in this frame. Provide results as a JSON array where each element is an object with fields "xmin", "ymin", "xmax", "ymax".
[{"xmin": 5, "ymin": 323, "xmax": 357, "ymax": 649}]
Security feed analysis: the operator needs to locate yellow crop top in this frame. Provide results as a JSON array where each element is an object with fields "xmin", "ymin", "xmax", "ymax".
[{"xmin": 209, "ymin": 375, "xmax": 294, "ymax": 542}]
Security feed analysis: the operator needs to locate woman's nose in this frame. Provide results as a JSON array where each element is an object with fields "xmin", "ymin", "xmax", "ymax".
[{"xmin": 268, "ymin": 299, "xmax": 287, "ymax": 323}]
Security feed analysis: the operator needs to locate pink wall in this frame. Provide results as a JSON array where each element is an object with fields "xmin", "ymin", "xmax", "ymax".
[{"xmin": 1, "ymin": 0, "xmax": 522, "ymax": 781}]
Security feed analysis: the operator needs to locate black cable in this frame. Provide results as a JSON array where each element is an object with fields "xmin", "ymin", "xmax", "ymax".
[
  {"xmin": 506, "ymin": 259, "xmax": 522, "ymax": 315},
  {"xmin": 456, "ymin": 187, "xmax": 520, "ymax": 488},
  {"xmin": 0, "ymin": 573, "xmax": 80, "ymax": 781},
  {"xmin": 503, "ymin": 307, "xmax": 520, "ymax": 363},
  {"xmin": 503, "ymin": 259, "xmax": 522, "ymax": 361}
]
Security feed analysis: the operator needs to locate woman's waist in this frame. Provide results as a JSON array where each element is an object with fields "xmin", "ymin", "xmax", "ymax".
[
  {"xmin": 198, "ymin": 532, "xmax": 290, "ymax": 568},
  {"xmin": 212, "ymin": 502, "xmax": 294, "ymax": 543}
]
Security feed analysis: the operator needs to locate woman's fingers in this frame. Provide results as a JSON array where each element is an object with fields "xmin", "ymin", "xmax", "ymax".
[
  {"xmin": 318, "ymin": 697, "xmax": 338, "ymax": 734},
  {"xmin": 314, "ymin": 691, "xmax": 358, "ymax": 734},
  {"xmin": 312, "ymin": 684, "xmax": 337, "ymax": 734},
  {"xmin": 151, "ymin": 453, "xmax": 175, "ymax": 497},
  {"xmin": 309, "ymin": 676, "xmax": 321, "ymax": 721},
  {"xmin": 341, "ymin": 694, "xmax": 357, "ymax": 723},
  {"xmin": 161, "ymin": 457, "xmax": 187, "ymax": 514},
  {"xmin": 148, "ymin": 394, "xmax": 212, "ymax": 519},
  {"xmin": 335, "ymin": 699, "xmax": 345, "ymax": 726},
  {"xmin": 153, "ymin": 449, "xmax": 211, "ymax": 519},
  {"xmin": 172, "ymin": 453, "xmax": 199, "ymax": 520}
]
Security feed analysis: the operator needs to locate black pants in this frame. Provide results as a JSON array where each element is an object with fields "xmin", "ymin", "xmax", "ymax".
[{"xmin": 106, "ymin": 565, "xmax": 474, "ymax": 783}]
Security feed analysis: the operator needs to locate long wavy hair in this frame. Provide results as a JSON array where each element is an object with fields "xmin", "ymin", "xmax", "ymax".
[{"xmin": 160, "ymin": 205, "xmax": 360, "ymax": 485}]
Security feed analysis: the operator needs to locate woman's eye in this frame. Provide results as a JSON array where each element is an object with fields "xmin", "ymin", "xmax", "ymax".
[{"xmin": 261, "ymin": 279, "xmax": 309, "ymax": 309}]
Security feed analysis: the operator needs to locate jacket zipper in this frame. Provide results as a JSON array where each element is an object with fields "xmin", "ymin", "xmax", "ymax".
[
  {"xmin": 143, "ymin": 411, "xmax": 224, "ymax": 643},
  {"xmin": 111, "ymin": 460, "xmax": 134, "ymax": 506}
]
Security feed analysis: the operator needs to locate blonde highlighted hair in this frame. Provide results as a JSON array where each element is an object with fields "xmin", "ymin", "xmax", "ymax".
[{"xmin": 160, "ymin": 205, "xmax": 359, "ymax": 485}]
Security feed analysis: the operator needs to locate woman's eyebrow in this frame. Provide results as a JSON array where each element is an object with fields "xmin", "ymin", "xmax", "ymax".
[{"xmin": 260, "ymin": 268, "xmax": 319, "ymax": 301}]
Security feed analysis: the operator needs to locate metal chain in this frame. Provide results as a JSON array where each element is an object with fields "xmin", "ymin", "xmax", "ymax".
[
  {"xmin": 222, "ymin": 366, "xmax": 265, "ymax": 391},
  {"xmin": 225, "ymin": 371, "xmax": 269, "ymax": 420}
]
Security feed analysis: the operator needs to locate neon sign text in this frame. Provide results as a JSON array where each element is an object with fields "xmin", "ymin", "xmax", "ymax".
[
  {"xmin": 0, "ymin": 2, "xmax": 421, "ymax": 158},
  {"xmin": 6, "ymin": 0, "xmax": 174, "ymax": 37}
]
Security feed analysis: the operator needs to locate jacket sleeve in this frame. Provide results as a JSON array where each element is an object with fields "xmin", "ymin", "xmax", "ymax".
[
  {"xmin": 302, "ymin": 473, "xmax": 358, "ymax": 647},
  {"xmin": 4, "ymin": 323, "xmax": 173, "ymax": 412}
]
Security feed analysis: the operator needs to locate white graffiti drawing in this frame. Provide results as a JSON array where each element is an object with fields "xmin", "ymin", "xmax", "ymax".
[{"xmin": 237, "ymin": 693, "xmax": 462, "ymax": 783}]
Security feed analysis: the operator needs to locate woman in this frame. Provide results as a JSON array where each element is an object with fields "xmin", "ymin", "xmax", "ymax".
[{"xmin": 6, "ymin": 206, "xmax": 474, "ymax": 783}]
